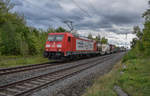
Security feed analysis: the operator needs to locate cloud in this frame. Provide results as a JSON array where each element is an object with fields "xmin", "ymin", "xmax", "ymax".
[
  {"xmin": 11, "ymin": 0, "xmax": 149, "ymax": 47},
  {"xmin": 11, "ymin": 0, "xmax": 23, "ymax": 6},
  {"xmin": 12, "ymin": 0, "xmax": 148, "ymax": 31}
]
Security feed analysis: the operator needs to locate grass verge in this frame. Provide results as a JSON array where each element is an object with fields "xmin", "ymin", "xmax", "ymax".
[
  {"xmin": 0, "ymin": 55, "xmax": 50, "ymax": 68},
  {"xmin": 83, "ymin": 57, "xmax": 150, "ymax": 96},
  {"xmin": 118, "ymin": 58, "xmax": 150, "ymax": 96},
  {"xmin": 82, "ymin": 62, "xmax": 122, "ymax": 96}
]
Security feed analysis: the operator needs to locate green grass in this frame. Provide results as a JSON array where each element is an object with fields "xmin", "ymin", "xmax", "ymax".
[
  {"xmin": 82, "ymin": 62, "xmax": 122, "ymax": 96},
  {"xmin": 83, "ymin": 54, "xmax": 150, "ymax": 96},
  {"xmin": 118, "ymin": 58, "xmax": 150, "ymax": 96},
  {"xmin": 0, "ymin": 55, "xmax": 50, "ymax": 68}
]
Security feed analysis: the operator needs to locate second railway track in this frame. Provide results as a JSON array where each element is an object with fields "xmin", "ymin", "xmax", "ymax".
[
  {"xmin": 0, "ymin": 54, "xmax": 112, "ymax": 76},
  {"xmin": 0, "ymin": 54, "xmax": 114, "ymax": 96},
  {"xmin": 0, "ymin": 62, "xmax": 63, "ymax": 76}
]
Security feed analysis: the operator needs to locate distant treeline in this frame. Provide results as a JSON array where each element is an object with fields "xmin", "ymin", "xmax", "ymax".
[
  {"xmin": 0, "ymin": 0, "xmax": 67, "ymax": 56},
  {"xmin": 87, "ymin": 33, "xmax": 108, "ymax": 44}
]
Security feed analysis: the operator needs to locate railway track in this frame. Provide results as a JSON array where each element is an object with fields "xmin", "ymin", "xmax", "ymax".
[
  {"xmin": 0, "ymin": 54, "xmax": 111, "ymax": 76},
  {"xmin": 0, "ymin": 54, "xmax": 113, "ymax": 96},
  {"xmin": 0, "ymin": 62, "xmax": 65, "ymax": 76}
]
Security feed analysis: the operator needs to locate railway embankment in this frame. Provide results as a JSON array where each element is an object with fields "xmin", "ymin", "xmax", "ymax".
[{"xmin": 82, "ymin": 52, "xmax": 150, "ymax": 96}]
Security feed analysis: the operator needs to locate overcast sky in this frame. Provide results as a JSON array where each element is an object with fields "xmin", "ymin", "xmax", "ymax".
[{"xmin": 11, "ymin": 0, "xmax": 149, "ymax": 48}]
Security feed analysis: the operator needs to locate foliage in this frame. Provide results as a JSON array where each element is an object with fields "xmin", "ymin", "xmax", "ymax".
[
  {"xmin": 0, "ymin": 56, "xmax": 50, "ymax": 68},
  {"xmin": 0, "ymin": 0, "xmax": 67, "ymax": 56},
  {"xmin": 121, "ymin": 2, "xmax": 150, "ymax": 95},
  {"xmin": 130, "ymin": 1, "xmax": 150, "ymax": 57},
  {"xmin": 143, "ymin": 9, "xmax": 150, "ymax": 21},
  {"xmin": 83, "ymin": 62, "xmax": 122, "ymax": 96},
  {"xmin": 87, "ymin": 34, "xmax": 108, "ymax": 44},
  {"xmin": 122, "ymin": 50, "xmax": 137, "ymax": 62},
  {"xmin": 87, "ymin": 33, "xmax": 108, "ymax": 44},
  {"xmin": 101, "ymin": 37, "xmax": 108, "ymax": 44},
  {"xmin": 55, "ymin": 27, "xmax": 67, "ymax": 33},
  {"xmin": 133, "ymin": 26, "xmax": 143, "ymax": 40},
  {"xmin": 88, "ymin": 33, "xmax": 93, "ymax": 39},
  {"xmin": 83, "ymin": 54, "xmax": 150, "ymax": 96},
  {"xmin": 118, "ymin": 58, "xmax": 150, "ymax": 96},
  {"xmin": 131, "ymin": 26, "xmax": 143, "ymax": 48},
  {"xmin": 130, "ymin": 38, "xmax": 138, "ymax": 48},
  {"xmin": 142, "ymin": 21, "xmax": 150, "ymax": 56},
  {"xmin": 94, "ymin": 34, "xmax": 101, "ymax": 43}
]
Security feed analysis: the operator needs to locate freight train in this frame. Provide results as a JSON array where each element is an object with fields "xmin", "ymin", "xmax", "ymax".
[{"xmin": 43, "ymin": 32, "xmax": 122, "ymax": 60}]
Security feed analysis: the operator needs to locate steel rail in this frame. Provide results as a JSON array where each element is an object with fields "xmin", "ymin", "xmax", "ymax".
[
  {"xmin": 0, "ymin": 62, "xmax": 65, "ymax": 76},
  {"xmin": 0, "ymin": 54, "xmax": 114, "ymax": 96},
  {"xmin": 0, "ymin": 54, "xmax": 112, "ymax": 76}
]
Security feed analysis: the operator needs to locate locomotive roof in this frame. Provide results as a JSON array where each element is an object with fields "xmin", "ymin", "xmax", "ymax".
[
  {"xmin": 48, "ymin": 32, "xmax": 73, "ymax": 37},
  {"xmin": 48, "ymin": 32, "xmax": 95, "ymax": 42}
]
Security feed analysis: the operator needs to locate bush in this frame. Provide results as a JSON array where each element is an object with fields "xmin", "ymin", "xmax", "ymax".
[{"xmin": 122, "ymin": 50, "xmax": 137, "ymax": 63}]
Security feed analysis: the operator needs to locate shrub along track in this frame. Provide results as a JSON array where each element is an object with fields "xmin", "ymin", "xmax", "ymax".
[{"xmin": 0, "ymin": 54, "xmax": 114, "ymax": 96}]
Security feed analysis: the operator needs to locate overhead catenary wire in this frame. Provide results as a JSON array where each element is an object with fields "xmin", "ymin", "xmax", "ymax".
[
  {"xmin": 24, "ymin": 0, "xmax": 104, "ymax": 31},
  {"xmin": 24, "ymin": 0, "xmax": 65, "ymax": 21},
  {"xmin": 63, "ymin": 20, "xmax": 74, "ymax": 31},
  {"xmin": 24, "ymin": 0, "xmax": 84, "ymax": 30},
  {"xmin": 88, "ymin": 0, "xmax": 100, "ymax": 16},
  {"xmin": 24, "ymin": 0, "xmax": 81, "ymax": 26},
  {"xmin": 71, "ymin": 0, "xmax": 91, "ymax": 17}
]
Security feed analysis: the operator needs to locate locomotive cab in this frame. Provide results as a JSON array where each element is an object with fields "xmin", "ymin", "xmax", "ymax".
[{"xmin": 43, "ymin": 32, "xmax": 73, "ymax": 60}]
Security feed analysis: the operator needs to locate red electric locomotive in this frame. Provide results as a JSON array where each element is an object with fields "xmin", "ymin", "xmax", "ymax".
[{"xmin": 43, "ymin": 32, "xmax": 98, "ymax": 60}]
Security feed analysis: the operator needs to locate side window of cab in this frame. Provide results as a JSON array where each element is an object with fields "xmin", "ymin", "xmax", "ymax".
[{"xmin": 68, "ymin": 37, "xmax": 71, "ymax": 42}]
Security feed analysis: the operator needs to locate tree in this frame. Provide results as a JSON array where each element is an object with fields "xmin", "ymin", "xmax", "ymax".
[
  {"xmin": 142, "ymin": 22, "xmax": 150, "ymax": 55},
  {"xmin": 0, "ymin": 0, "xmax": 12, "ymax": 26},
  {"xmin": 0, "ymin": 0, "xmax": 49, "ymax": 56},
  {"xmin": 88, "ymin": 33, "xmax": 93, "ymax": 39},
  {"xmin": 143, "ymin": 9, "xmax": 150, "ymax": 21},
  {"xmin": 47, "ymin": 27, "xmax": 55, "ymax": 33},
  {"xmin": 95, "ymin": 34, "xmax": 101, "ymax": 43},
  {"xmin": 131, "ymin": 26, "xmax": 143, "ymax": 49},
  {"xmin": 101, "ymin": 37, "xmax": 108, "ymax": 44},
  {"xmin": 55, "ymin": 27, "xmax": 67, "ymax": 33},
  {"xmin": 131, "ymin": 38, "xmax": 138, "ymax": 48},
  {"xmin": 0, "ymin": 0, "xmax": 21, "ymax": 55},
  {"xmin": 141, "ymin": 1, "xmax": 150, "ymax": 55},
  {"xmin": 133, "ymin": 26, "xmax": 143, "ymax": 40}
]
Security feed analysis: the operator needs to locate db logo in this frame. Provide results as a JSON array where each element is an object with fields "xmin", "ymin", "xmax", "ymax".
[{"xmin": 52, "ymin": 42, "xmax": 55, "ymax": 47}]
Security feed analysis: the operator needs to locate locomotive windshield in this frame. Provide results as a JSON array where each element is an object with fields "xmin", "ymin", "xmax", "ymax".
[{"xmin": 48, "ymin": 35, "xmax": 64, "ymax": 41}]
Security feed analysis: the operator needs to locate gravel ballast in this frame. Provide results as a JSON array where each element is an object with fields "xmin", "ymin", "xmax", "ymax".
[
  {"xmin": 30, "ymin": 52, "xmax": 125, "ymax": 96},
  {"xmin": 0, "ymin": 55, "xmax": 110, "ymax": 86}
]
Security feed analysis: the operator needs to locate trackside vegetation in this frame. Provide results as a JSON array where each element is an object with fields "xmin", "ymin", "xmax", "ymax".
[
  {"xmin": 82, "ymin": 57, "xmax": 150, "ymax": 96},
  {"xmin": 0, "ymin": 0, "xmax": 68, "ymax": 56},
  {"xmin": 82, "ymin": 62, "xmax": 122, "ymax": 96},
  {"xmin": 83, "ymin": 1, "xmax": 150, "ymax": 96},
  {"xmin": 0, "ymin": 0, "xmax": 68, "ymax": 67},
  {"xmin": 0, "ymin": 55, "xmax": 51, "ymax": 68}
]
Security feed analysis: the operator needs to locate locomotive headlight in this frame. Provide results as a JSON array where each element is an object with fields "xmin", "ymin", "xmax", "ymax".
[
  {"xmin": 57, "ymin": 44, "xmax": 62, "ymax": 48},
  {"xmin": 46, "ymin": 44, "xmax": 50, "ymax": 48}
]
